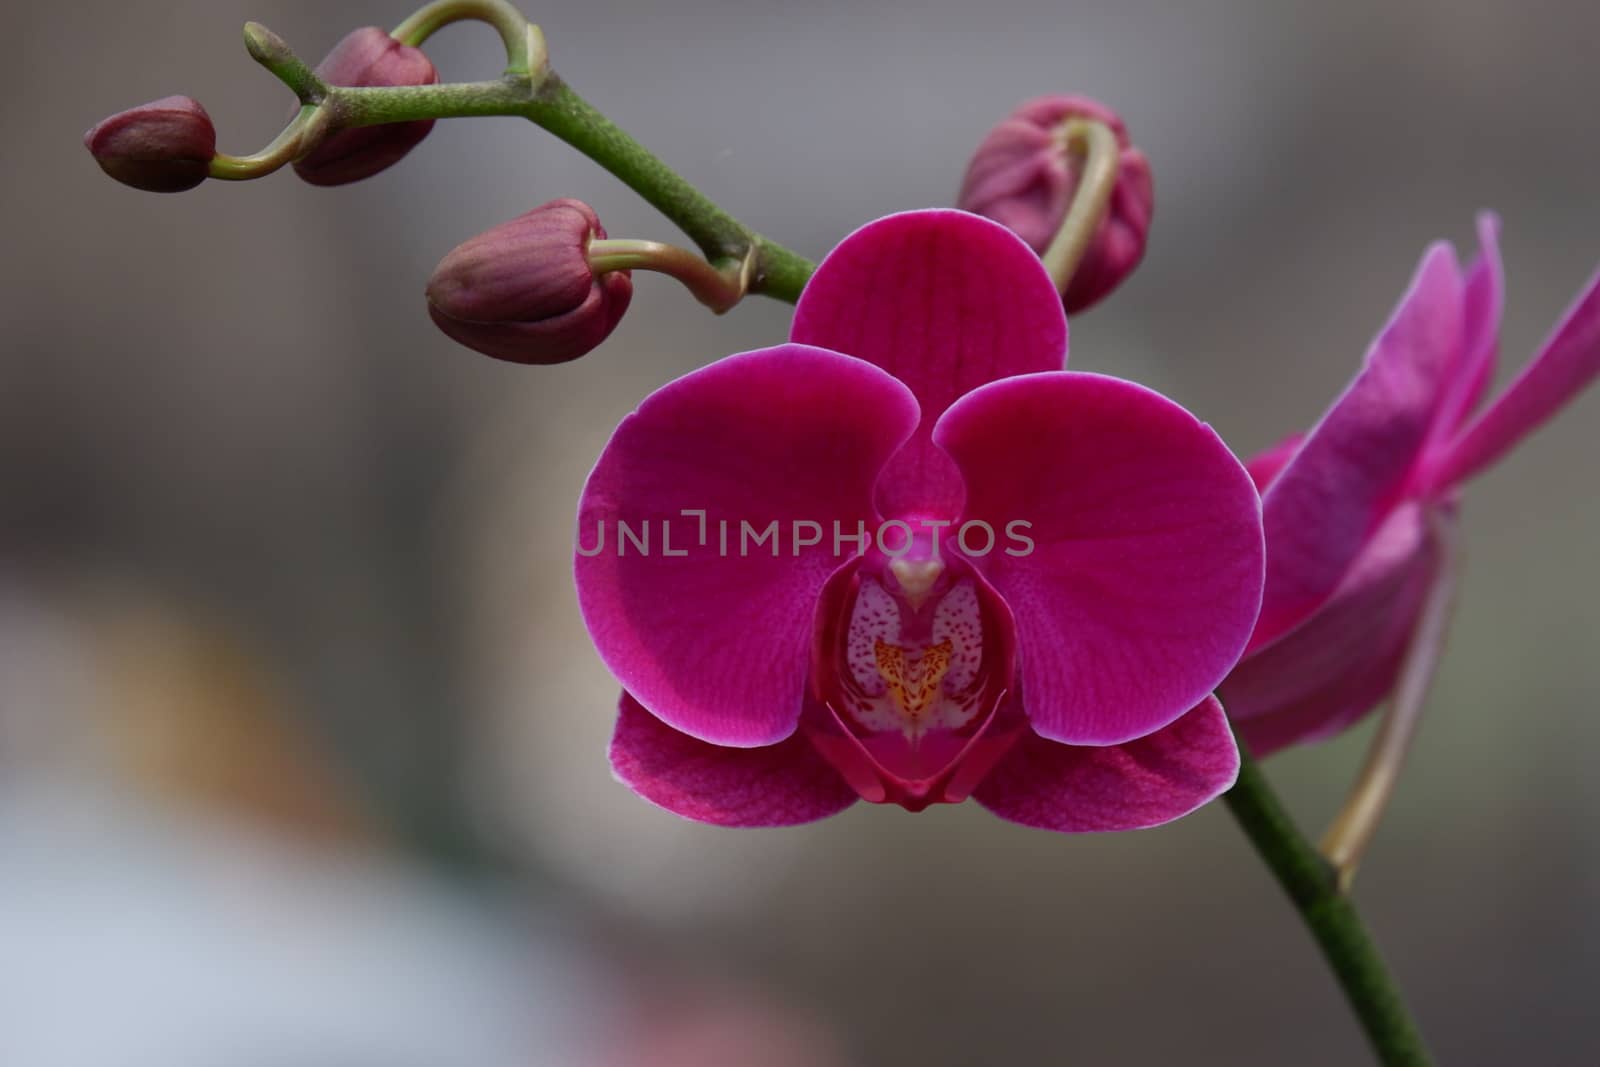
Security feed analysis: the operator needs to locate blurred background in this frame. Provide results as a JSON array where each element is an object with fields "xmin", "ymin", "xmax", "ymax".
[{"xmin": 4, "ymin": 0, "xmax": 1599, "ymax": 1063}]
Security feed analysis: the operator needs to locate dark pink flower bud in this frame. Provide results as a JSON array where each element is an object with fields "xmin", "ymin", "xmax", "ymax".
[
  {"xmin": 957, "ymin": 95, "xmax": 1153, "ymax": 312},
  {"xmin": 83, "ymin": 95, "xmax": 216, "ymax": 193},
  {"xmin": 292, "ymin": 28, "xmax": 438, "ymax": 186},
  {"xmin": 427, "ymin": 199, "xmax": 633, "ymax": 365}
]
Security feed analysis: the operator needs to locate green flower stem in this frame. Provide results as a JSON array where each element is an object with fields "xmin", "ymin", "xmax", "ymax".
[
  {"xmin": 209, "ymin": 104, "xmax": 329, "ymax": 179},
  {"xmin": 325, "ymin": 75, "xmax": 813, "ymax": 301},
  {"xmin": 234, "ymin": 7, "xmax": 812, "ymax": 303},
  {"xmin": 242, "ymin": 22, "xmax": 327, "ymax": 104},
  {"xmin": 1225, "ymin": 741, "xmax": 1434, "ymax": 1066},
  {"xmin": 391, "ymin": 0, "xmax": 532, "ymax": 72},
  {"xmin": 528, "ymin": 77, "xmax": 814, "ymax": 302}
]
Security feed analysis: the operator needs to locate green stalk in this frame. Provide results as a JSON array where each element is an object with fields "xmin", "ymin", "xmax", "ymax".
[
  {"xmin": 1225, "ymin": 742, "xmax": 1433, "ymax": 1066},
  {"xmin": 527, "ymin": 77, "xmax": 813, "ymax": 302},
  {"xmin": 234, "ymin": 14, "xmax": 812, "ymax": 303},
  {"xmin": 327, "ymin": 77, "xmax": 813, "ymax": 301}
]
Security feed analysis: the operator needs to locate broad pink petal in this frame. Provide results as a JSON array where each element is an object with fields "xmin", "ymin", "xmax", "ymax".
[
  {"xmin": 1427, "ymin": 263, "xmax": 1600, "ymax": 491},
  {"xmin": 576, "ymin": 345, "xmax": 919, "ymax": 747},
  {"xmin": 791, "ymin": 210, "xmax": 1068, "ymax": 519},
  {"xmin": 973, "ymin": 695, "xmax": 1239, "ymax": 832},
  {"xmin": 933, "ymin": 372, "xmax": 1264, "ymax": 745},
  {"xmin": 611, "ymin": 694, "xmax": 857, "ymax": 827},
  {"xmin": 1251, "ymin": 244, "xmax": 1463, "ymax": 651},
  {"xmin": 1221, "ymin": 503, "xmax": 1440, "ymax": 756}
]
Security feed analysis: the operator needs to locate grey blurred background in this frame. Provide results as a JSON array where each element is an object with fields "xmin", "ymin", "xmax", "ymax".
[{"xmin": 3, "ymin": 0, "xmax": 1599, "ymax": 1063}]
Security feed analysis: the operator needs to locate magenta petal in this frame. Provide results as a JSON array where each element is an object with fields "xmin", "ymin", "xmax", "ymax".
[
  {"xmin": 1427, "ymin": 263, "xmax": 1600, "ymax": 491},
  {"xmin": 611, "ymin": 694, "xmax": 857, "ymax": 827},
  {"xmin": 1221, "ymin": 503, "xmax": 1440, "ymax": 756},
  {"xmin": 576, "ymin": 345, "xmax": 919, "ymax": 747},
  {"xmin": 801, "ymin": 693, "xmax": 1025, "ymax": 811},
  {"xmin": 1251, "ymin": 243, "xmax": 1464, "ymax": 651},
  {"xmin": 1245, "ymin": 432, "xmax": 1306, "ymax": 493},
  {"xmin": 1432, "ymin": 213, "xmax": 1505, "ymax": 439},
  {"xmin": 791, "ymin": 210, "xmax": 1068, "ymax": 519},
  {"xmin": 974, "ymin": 695, "xmax": 1239, "ymax": 832},
  {"xmin": 934, "ymin": 372, "xmax": 1264, "ymax": 745}
]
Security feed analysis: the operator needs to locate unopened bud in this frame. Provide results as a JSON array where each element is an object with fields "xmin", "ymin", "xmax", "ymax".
[
  {"xmin": 958, "ymin": 95, "xmax": 1153, "ymax": 312},
  {"xmin": 293, "ymin": 28, "xmax": 438, "ymax": 186},
  {"xmin": 83, "ymin": 95, "xmax": 216, "ymax": 193},
  {"xmin": 426, "ymin": 199, "xmax": 634, "ymax": 365}
]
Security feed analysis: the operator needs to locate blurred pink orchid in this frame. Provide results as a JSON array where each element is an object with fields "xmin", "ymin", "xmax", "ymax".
[
  {"xmin": 1221, "ymin": 214, "xmax": 1600, "ymax": 755},
  {"xmin": 575, "ymin": 210, "xmax": 1264, "ymax": 831}
]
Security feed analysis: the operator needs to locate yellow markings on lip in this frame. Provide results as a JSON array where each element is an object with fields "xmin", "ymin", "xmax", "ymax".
[{"xmin": 873, "ymin": 638, "xmax": 954, "ymax": 720}]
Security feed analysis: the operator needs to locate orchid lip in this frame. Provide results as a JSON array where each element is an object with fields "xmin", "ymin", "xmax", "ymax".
[
  {"xmin": 806, "ymin": 691, "xmax": 1023, "ymax": 811},
  {"xmin": 805, "ymin": 547, "xmax": 1020, "ymax": 808}
]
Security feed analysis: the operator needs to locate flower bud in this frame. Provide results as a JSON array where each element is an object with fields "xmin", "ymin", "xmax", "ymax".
[
  {"xmin": 83, "ymin": 95, "xmax": 216, "ymax": 193},
  {"xmin": 292, "ymin": 28, "xmax": 438, "ymax": 186},
  {"xmin": 427, "ymin": 199, "xmax": 634, "ymax": 365},
  {"xmin": 957, "ymin": 95, "xmax": 1153, "ymax": 312}
]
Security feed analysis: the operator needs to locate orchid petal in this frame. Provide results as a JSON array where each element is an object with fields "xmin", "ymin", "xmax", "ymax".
[
  {"xmin": 1432, "ymin": 213, "xmax": 1505, "ymax": 437},
  {"xmin": 576, "ymin": 345, "xmax": 919, "ymax": 747},
  {"xmin": 611, "ymin": 693, "xmax": 857, "ymax": 827},
  {"xmin": 933, "ymin": 372, "xmax": 1264, "ymax": 745},
  {"xmin": 973, "ymin": 695, "xmax": 1239, "ymax": 832},
  {"xmin": 806, "ymin": 556, "xmax": 1020, "ymax": 808},
  {"xmin": 792, "ymin": 210, "xmax": 1068, "ymax": 519},
  {"xmin": 1251, "ymin": 244, "xmax": 1464, "ymax": 651},
  {"xmin": 1428, "ymin": 264, "xmax": 1600, "ymax": 491},
  {"xmin": 1221, "ymin": 503, "xmax": 1439, "ymax": 756},
  {"xmin": 1245, "ymin": 432, "xmax": 1306, "ymax": 492}
]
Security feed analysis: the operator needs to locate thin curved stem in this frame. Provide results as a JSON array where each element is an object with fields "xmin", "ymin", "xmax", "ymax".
[
  {"xmin": 1039, "ymin": 117, "xmax": 1119, "ymax": 292},
  {"xmin": 588, "ymin": 239, "xmax": 752, "ymax": 313},
  {"xmin": 1225, "ymin": 742, "xmax": 1434, "ymax": 1066},
  {"xmin": 391, "ymin": 0, "xmax": 531, "ymax": 70},
  {"xmin": 209, "ymin": 104, "xmax": 330, "ymax": 180},
  {"xmin": 1321, "ymin": 510, "xmax": 1458, "ymax": 888}
]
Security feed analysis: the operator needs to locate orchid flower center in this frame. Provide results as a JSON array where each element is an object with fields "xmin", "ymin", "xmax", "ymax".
[
  {"xmin": 804, "ymin": 531, "xmax": 1020, "ymax": 812},
  {"xmin": 842, "ymin": 563, "xmax": 988, "ymax": 740}
]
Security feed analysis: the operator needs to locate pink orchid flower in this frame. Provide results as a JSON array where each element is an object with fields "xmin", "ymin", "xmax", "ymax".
[
  {"xmin": 574, "ymin": 209, "xmax": 1265, "ymax": 830},
  {"xmin": 1221, "ymin": 214, "xmax": 1600, "ymax": 755}
]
